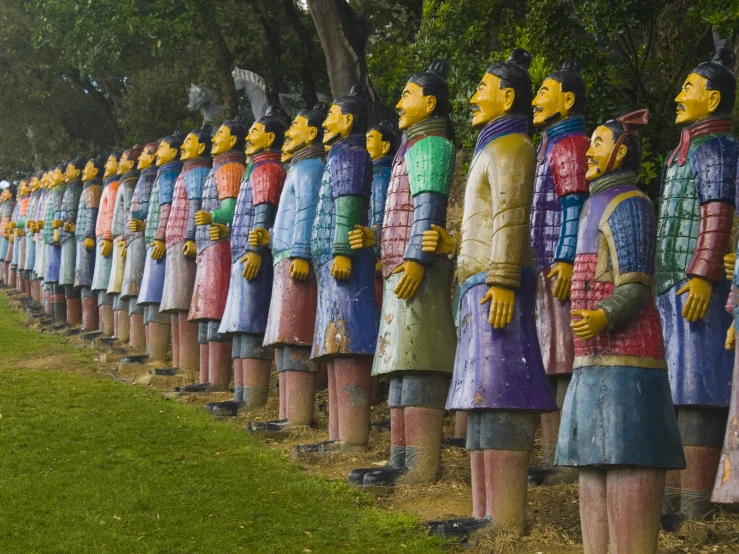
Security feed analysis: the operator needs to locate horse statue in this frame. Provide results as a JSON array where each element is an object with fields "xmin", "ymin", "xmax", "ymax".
[{"xmin": 187, "ymin": 84, "xmax": 223, "ymax": 125}]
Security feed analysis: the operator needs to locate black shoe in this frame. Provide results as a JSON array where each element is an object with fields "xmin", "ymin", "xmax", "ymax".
[
  {"xmin": 174, "ymin": 382, "xmax": 213, "ymax": 393},
  {"xmin": 151, "ymin": 367, "xmax": 178, "ymax": 376},
  {"xmin": 426, "ymin": 516, "xmax": 493, "ymax": 540},
  {"xmin": 249, "ymin": 419, "xmax": 290, "ymax": 432},
  {"xmin": 348, "ymin": 466, "xmax": 380, "ymax": 485},
  {"xmin": 362, "ymin": 465, "xmax": 408, "ymax": 487},
  {"xmin": 205, "ymin": 401, "xmax": 243, "ymax": 417},
  {"xmin": 81, "ymin": 331, "xmax": 102, "ymax": 341},
  {"xmin": 660, "ymin": 512, "xmax": 687, "ymax": 533},
  {"xmin": 98, "ymin": 337, "xmax": 117, "ymax": 346},
  {"xmin": 292, "ymin": 440, "xmax": 340, "ymax": 456},
  {"xmin": 121, "ymin": 354, "xmax": 149, "ymax": 364}
]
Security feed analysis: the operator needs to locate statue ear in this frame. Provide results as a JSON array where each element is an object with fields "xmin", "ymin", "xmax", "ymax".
[
  {"xmin": 503, "ymin": 88, "xmax": 516, "ymax": 112},
  {"xmin": 563, "ymin": 91, "xmax": 576, "ymax": 112},
  {"xmin": 707, "ymin": 90, "xmax": 721, "ymax": 114},
  {"xmin": 424, "ymin": 95, "xmax": 437, "ymax": 116},
  {"xmin": 307, "ymin": 126, "xmax": 318, "ymax": 143},
  {"xmin": 343, "ymin": 113, "xmax": 354, "ymax": 132},
  {"xmin": 228, "ymin": 134, "xmax": 238, "ymax": 150},
  {"xmin": 197, "ymin": 142, "xmax": 206, "ymax": 156},
  {"xmin": 615, "ymin": 143, "xmax": 628, "ymax": 166},
  {"xmin": 170, "ymin": 146, "xmax": 179, "ymax": 161},
  {"xmin": 265, "ymin": 132, "xmax": 276, "ymax": 149},
  {"xmin": 381, "ymin": 140, "xmax": 391, "ymax": 156}
]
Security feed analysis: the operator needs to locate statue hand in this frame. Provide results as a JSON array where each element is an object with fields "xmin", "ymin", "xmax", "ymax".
[
  {"xmin": 392, "ymin": 260, "xmax": 425, "ymax": 300},
  {"xmin": 36, "ymin": 220, "xmax": 44, "ymax": 230},
  {"xmin": 422, "ymin": 224, "xmax": 455, "ymax": 255},
  {"xmin": 240, "ymin": 251, "xmax": 262, "ymax": 280},
  {"xmin": 330, "ymin": 255, "xmax": 352, "ymax": 280},
  {"xmin": 209, "ymin": 223, "xmax": 228, "ymax": 241},
  {"xmin": 289, "ymin": 258, "xmax": 310, "ymax": 281},
  {"xmin": 725, "ymin": 253, "xmax": 736, "ymax": 281},
  {"xmin": 348, "ymin": 225, "xmax": 375, "ymax": 250},
  {"xmin": 101, "ymin": 239, "xmax": 113, "ymax": 257},
  {"xmin": 182, "ymin": 240, "xmax": 196, "ymax": 258},
  {"xmin": 480, "ymin": 285, "xmax": 515, "ymax": 329},
  {"xmin": 151, "ymin": 239, "xmax": 165, "ymax": 260},
  {"xmin": 547, "ymin": 262, "xmax": 574, "ymax": 301},
  {"xmin": 676, "ymin": 277, "xmax": 712, "ymax": 322},
  {"xmin": 64, "ymin": 222, "xmax": 76, "ymax": 233},
  {"xmin": 194, "ymin": 210, "xmax": 212, "ymax": 226},
  {"xmin": 83, "ymin": 237, "xmax": 95, "ymax": 250},
  {"xmin": 15, "ymin": 228, "xmax": 24, "ymax": 237},
  {"xmin": 249, "ymin": 228, "xmax": 270, "ymax": 247},
  {"xmin": 7, "ymin": 222, "xmax": 15, "ymax": 230},
  {"xmin": 27, "ymin": 222, "xmax": 36, "ymax": 233},
  {"xmin": 726, "ymin": 324, "xmax": 736, "ymax": 351},
  {"xmin": 375, "ymin": 258, "xmax": 382, "ymax": 276},
  {"xmin": 119, "ymin": 240, "xmax": 127, "ymax": 259},
  {"xmin": 53, "ymin": 229, "xmax": 59, "ymax": 243},
  {"xmin": 51, "ymin": 219, "xmax": 62, "ymax": 229},
  {"xmin": 571, "ymin": 309, "xmax": 608, "ymax": 339},
  {"xmin": 129, "ymin": 218, "xmax": 145, "ymax": 233},
  {"xmin": 24, "ymin": 220, "xmax": 31, "ymax": 229}
]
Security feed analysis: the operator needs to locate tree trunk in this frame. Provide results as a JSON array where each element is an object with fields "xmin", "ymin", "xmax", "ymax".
[
  {"xmin": 247, "ymin": 0, "xmax": 284, "ymax": 107},
  {"xmin": 198, "ymin": 2, "xmax": 238, "ymax": 119},
  {"xmin": 283, "ymin": 0, "xmax": 319, "ymax": 107}
]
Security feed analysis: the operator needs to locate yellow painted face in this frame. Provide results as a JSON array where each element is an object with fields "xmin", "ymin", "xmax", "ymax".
[
  {"xmin": 181, "ymin": 133, "xmax": 206, "ymax": 161},
  {"xmin": 585, "ymin": 125, "xmax": 627, "ymax": 181},
  {"xmin": 211, "ymin": 125, "xmax": 237, "ymax": 155},
  {"xmin": 396, "ymin": 82, "xmax": 436, "ymax": 130},
  {"xmin": 64, "ymin": 162, "xmax": 81, "ymax": 182},
  {"xmin": 323, "ymin": 104, "xmax": 354, "ymax": 145},
  {"xmin": 118, "ymin": 152, "xmax": 135, "ymax": 174},
  {"xmin": 138, "ymin": 148, "xmax": 156, "ymax": 170},
  {"xmin": 103, "ymin": 155, "xmax": 118, "ymax": 179},
  {"xmin": 675, "ymin": 72, "xmax": 721, "ymax": 125},
  {"xmin": 246, "ymin": 122, "xmax": 275, "ymax": 156},
  {"xmin": 29, "ymin": 176, "xmax": 40, "ymax": 191},
  {"xmin": 156, "ymin": 140, "xmax": 178, "ymax": 167},
  {"xmin": 532, "ymin": 78, "xmax": 575, "ymax": 127},
  {"xmin": 470, "ymin": 73, "xmax": 514, "ymax": 128},
  {"xmin": 283, "ymin": 115, "xmax": 318, "ymax": 156},
  {"xmin": 82, "ymin": 161, "xmax": 98, "ymax": 182},
  {"xmin": 50, "ymin": 167, "xmax": 65, "ymax": 187},
  {"xmin": 366, "ymin": 129, "xmax": 390, "ymax": 161}
]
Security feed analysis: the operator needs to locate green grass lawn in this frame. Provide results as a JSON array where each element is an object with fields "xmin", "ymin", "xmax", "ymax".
[{"xmin": 0, "ymin": 296, "xmax": 445, "ymax": 553}]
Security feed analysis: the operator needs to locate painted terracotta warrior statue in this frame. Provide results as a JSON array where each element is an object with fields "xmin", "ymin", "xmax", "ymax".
[
  {"xmin": 34, "ymin": 174, "xmax": 51, "ymax": 307},
  {"xmin": 23, "ymin": 175, "xmax": 42, "ymax": 302},
  {"xmin": 349, "ymin": 61, "xmax": 457, "ymax": 487},
  {"xmin": 58, "ymin": 156, "xmax": 86, "ymax": 325},
  {"xmin": 251, "ymin": 103, "xmax": 327, "ymax": 430},
  {"xmin": 74, "ymin": 156, "xmax": 105, "ymax": 331},
  {"xmin": 213, "ymin": 107, "xmax": 286, "ymax": 414},
  {"xmin": 91, "ymin": 152, "xmax": 122, "ymax": 337},
  {"xmin": 43, "ymin": 165, "xmax": 68, "ymax": 321},
  {"xmin": 12, "ymin": 179, "xmax": 30, "ymax": 296},
  {"xmin": 0, "ymin": 185, "xmax": 16, "ymax": 286},
  {"xmin": 655, "ymin": 48, "xmax": 739, "ymax": 523},
  {"xmin": 121, "ymin": 143, "xmax": 158, "ymax": 352},
  {"xmin": 189, "ymin": 117, "xmax": 247, "ymax": 391},
  {"xmin": 160, "ymin": 125, "xmax": 212, "ymax": 374}
]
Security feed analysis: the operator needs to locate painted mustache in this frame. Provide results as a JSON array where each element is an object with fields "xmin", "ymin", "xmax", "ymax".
[{"xmin": 587, "ymin": 157, "xmax": 602, "ymax": 173}]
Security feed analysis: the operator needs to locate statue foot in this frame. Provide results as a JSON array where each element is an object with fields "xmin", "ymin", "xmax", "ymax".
[
  {"xmin": 660, "ymin": 512, "xmax": 687, "ymax": 533},
  {"xmin": 362, "ymin": 465, "xmax": 408, "ymax": 487},
  {"xmin": 121, "ymin": 354, "xmax": 149, "ymax": 364},
  {"xmin": 174, "ymin": 382, "xmax": 213, "ymax": 393},
  {"xmin": 99, "ymin": 337, "xmax": 118, "ymax": 346},
  {"xmin": 292, "ymin": 440, "xmax": 341, "ymax": 456},
  {"xmin": 151, "ymin": 367, "xmax": 178, "ymax": 376},
  {"xmin": 528, "ymin": 466, "xmax": 578, "ymax": 486},
  {"xmin": 205, "ymin": 401, "xmax": 244, "ymax": 417},
  {"xmin": 249, "ymin": 419, "xmax": 291, "ymax": 432},
  {"xmin": 442, "ymin": 437, "xmax": 466, "ymax": 448},
  {"xmin": 81, "ymin": 331, "xmax": 102, "ymax": 341},
  {"xmin": 51, "ymin": 322, "xmax": 70, "ymax": 331},
  {"xmin": 426, "ymin": 516, "xmax": 494, "ymax": 540}
]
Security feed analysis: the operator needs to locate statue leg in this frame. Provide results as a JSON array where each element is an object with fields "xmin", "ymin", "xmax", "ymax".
[
  {"xmin": 334, "ymin": 357, "xmax": 372, "ymax": 448},
  {"xmin": 539, "ymin": 377, "xmax": 562, "ymax": 468},
  {"xmin": 579, "ymin": 468, "xmax": 609, "ymax": 554},
  {"xmin": 178, "ymin": 313, "xmax": 200, "ymax": 372},
  {"xmin": 81, "ymin": 288, "xmax": 98, "ymax": 331},
  {"xmin": 232, "ymin": 337, "xmax": 244, "ymax": 403},
  {"xmin": 327, "ymin": 361, "xmax": 339, "ymax": 440},
  {"xmin": 278, "ymin": 350, "xmax": 286, "ymax": 420},
  {"xmin": 607, "ymin": 468, "xmax": 665, "ymax": 554},
  {"xmin": 65, "ymin": 285, "xmax": 81, "ymax": 326},
  {"xmin": 241, "ymin": 336, "xmax": 272, "ymax": 410},
  {"xmin": 51, "ymin": 284, "xmax": 67, "ymax": 322},
  {"xmin": 198, "ymin": 323, "xmax": 209, "ymax": 385},
  {"xmin": 454, "ymin": 411, "xmax": 468, "ymax": 440},
  {"xmin": 128, "ymin": 298, "xmax": 146, "ymax": 354},
  {"xmin": 169, "ymin": 312, "xmax": 180, "ymax": 368},
  {"xmin": 206, "ymin": 320, "xmax": 231, "ymax": 391}
]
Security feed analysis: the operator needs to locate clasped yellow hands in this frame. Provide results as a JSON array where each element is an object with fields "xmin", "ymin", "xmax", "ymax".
[
  {"xmin": 480, "ymin": 286, "xmax": 515, "ymax": 329},
  {"xmin": 182, "ymin": 240, "xmax": 196, "ymax": 258},
  {"xmin": 51, "ymin": 219, "xmax": 62, "ymax": 230},
  {"xmin": 331, "ymin": 255, "xmax": 352, "ymax": 280},
  {"xmin": 571, "ymin": 309, "xmax": 608, "ymax": 339},
  {"xmin": 15, "ymin": 228, "xmax": 24, "ymax": 237},
  {"xmin": 726, "ymin": 324, "xmax": 735, "ymax": 351},
  {"xmin": 240, "ymin": 252, "xmax": 262, "ymax": 280},
  {"xmin": 676, "ymin": 277, "xmax": 712, "ymax": 322},
  {"xmin": 62, "ymin": 222, "xmax": 75, "ymax": 233},
  {"xmin": 27, "ymin": 221, "xmax": 36, "ymax": 234},
  {"xmin": 392, "ymin": 260, "xmax": 425, "ymax": 300},
  {"xmin": 289, "ymin": 258, "xmax": 310, "ymax": 280},
  {"xmin": 724, "ymin": 253, "xmax": 736, "ymax": 280},
  {"xmin": 209, "ymin": 223, "xmax": 229, "ymax": 241},
  {"xmin": 129, "ymin": 218, "xmax": 145, "ymax": 233},
  {"xmin": 348, "ymin": 225, "xmax": 375, "ymax": 249},
  {"xmin": 101, "ymin": 239, "xmax": 113, "ymax": 257},
  {"xmin": 421, "ymin": 224, "xmax": 456, "ymax": 255},
  {"xmin": 151, "ymin": 239, "xmax": 165, "ymax": 261},
  {"xmin": 194, "ymin": 211, "xmax": 212, "ymax": 226},
  {"xmin": 548, "ymin": 262, "xmax": 573, "ymax": 301},
  {"xmin": 118, "ymin": 240, "xmax": 127, "ymax": 259},
  {"xmin": 83, "ymin": 237, "xmax": 95, "ymax": 250}
]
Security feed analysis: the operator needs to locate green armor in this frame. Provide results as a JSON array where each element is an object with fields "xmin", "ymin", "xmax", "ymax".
[{"xmin": 406, "ymin": 135, "xmax": 454, "ymax": 196}]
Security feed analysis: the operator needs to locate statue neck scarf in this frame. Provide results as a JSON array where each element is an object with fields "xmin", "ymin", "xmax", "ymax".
[
  {"xmin": 589, "ymin": 169, "xmax": 637, "ymax": 196},
  {"xmin": 212, "ymin": 151, "xmax": 244, "ymax": 168},
  {"xmin": 103, "ymin": 175, "xmax": 119, "ymax": 187},
  {"xmin": 668, "ymin": 116, "xmax": 733, "ymax": 167},
  {"xmin": 538, "ymin": 115, "xmax": 585, "ymax": 163},
  {"xmin": 328, "ymin": 133, "xmax": 365, "ymax": 159},
  {"xmin": 120, "ymin": 169, "xmax": 140, "ymax": 183},
  {"xmin": 474, "ymin": 115, "xmax": 528, "ymax": 160},
  {"xmin": 183, "ymin": 157, "xmax": 211, "ymax": 171},
  {"xmin": 290, "ymin": 143, "xmax": 325, "ymax": 165},
  {"xmin": 140, "ymin": 166, "xmax": 158, "ymax": 179},
  {"xmin": 406, "ymin": 117, "xmax": 447, "ymax": 142},
  {"xmin": 373, "ymin": 155, "xmax": 393, "ymax": 168},
  {"xmin": 158, "ymin": 161, "xmax": 183, "ymax": 174}
]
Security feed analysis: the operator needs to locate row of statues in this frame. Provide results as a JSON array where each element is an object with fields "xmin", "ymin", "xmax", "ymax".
[{"xmin": 2, "ymin": 46, "xmax": 739, "ymax": 554}]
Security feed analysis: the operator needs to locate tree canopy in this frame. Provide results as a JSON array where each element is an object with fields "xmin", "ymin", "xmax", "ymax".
[{"xmin": 3, "ymin": 0, "xmax": 739, "ymax": 197}]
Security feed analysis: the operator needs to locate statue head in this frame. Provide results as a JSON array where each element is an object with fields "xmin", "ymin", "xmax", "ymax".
[
  {"xmin": 119, "ymin": 145, "xmax": 143, "ymax": 174},
  {"xmin": 156, "ymin": 130, "xmax": 186, "ymax": 167},
  {"xmin": 246, "ymin": 105, "xmax": 287, "ymax": 155},
  {"xmin": 283, "ymin": 102, "xmax": 329, "ymax": 160},
  {"xmin": 471, "ymin": 49, "xmax": 532, "ymax": 129},
  {"xmin": 366, "ymin": 120, "xmax": 398, "ymax": 161},
  {"xmin": 28, "ymin": 175, "xmax": 40, "ymax": 192},
  {"xmin": 83, "ymin": 155, "xmax": 106, "ymax": 182},
  {"xmin": 187, "ymin": 84, "xmax": 211, "ymax": 111},
  {"xmin": 212, "ymin": 115, "xmax": 247, "ymax": 155},
  {"xmin": 397, "ymin": 60, "xmax": 450, "ymax": 130},
  {"xmin": 18, "ymin": 179, "xmax": 29, "ymax": 196},
  {"xmin": 586, "ymin": 109, "xmax": 648, "ymax": 180},
  {"xmin": 103, "ymin": 151, "xmax": 121, "ymax": 180},
  {"xmin": 50, "ymin": 164, "xmax": 66, "ymax": 187},
  {"xmin": 181, "ymin": 124, "xmax": 213, "ymax": 161},
  {"xmin": 533, "ymin": 59, "xmax": 586, "ymax": 127},
  {"xmin": 64, "ymin": 155, "xmax": 86, "ymax": 182},
  {"xmin": 138, "ymin": 143, "xmax": 158, "ymax": 170},
  {"xmin": 324, "ymin": 85, "xmax": 369, "ymax": 145},
  {"xmin": 676, "ymin": 47, "xmax": 736, "ymax": 125}
]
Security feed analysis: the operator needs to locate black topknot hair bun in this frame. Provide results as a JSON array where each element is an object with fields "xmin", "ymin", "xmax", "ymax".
[
  {"xmin": 508, "ymin": 48, "xmax": 532, "ymax": 70},
  {"xmin": 348, "ymin": 84, "xmax": 368, "ymax": 99},
  {"xmin": 427, "ymin": 60, "xmax": 449, "ymax": 80},
  {"xmin": 232, "ymin": 114, "xmax": 247, "ymax": 124},
  {"xmin": 200, "ymin": 123, "xmax": 213, "ymax": 134},
  {"xmin": 312, "ymin": 102, "xmax": 329, "ymax": 116},
  {"xmin": 376, "ymin": 120, "xmax": 395, "ymax": 134},
  {"xmin": 171, "ymin": 129, "xmax": 186, "ymax": 139},
  {"xmin": 264, "ymin": 105, "xmax": 286, "ymax": 118},
  {"xmin": 561, "ymin": 59, "xmax": 581, "ymax": 73},
  {"xmin": 713, "ymin": 46, "xmax": 736, "ymax": 68}
]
